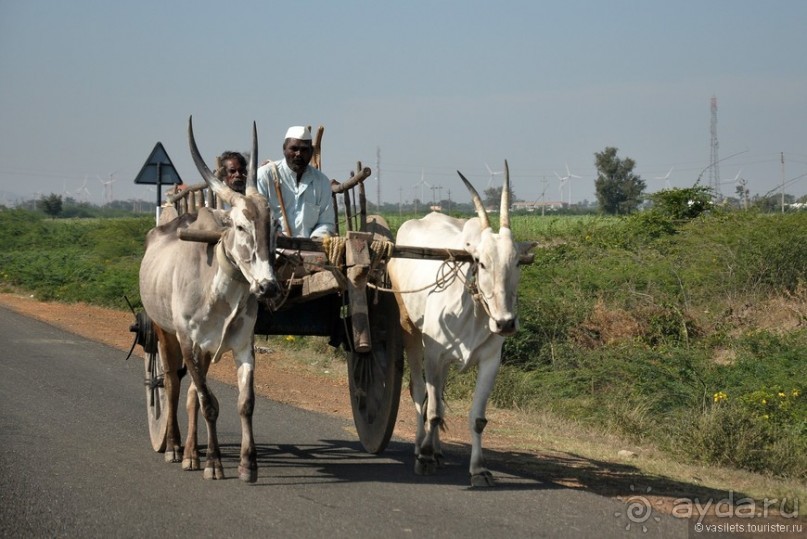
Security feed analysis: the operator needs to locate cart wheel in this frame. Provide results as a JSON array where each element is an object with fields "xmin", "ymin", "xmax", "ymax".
[
  {"xmin": 144, "ymin": 348, "xmax": 168, "ymax": 452},
  {"xmin": 347, "ymin": 287, "xmax": 404, "ymax": 454},
  {"xmin": 135, "ymin": 313, "xmax": 168, "ymax": 453}
]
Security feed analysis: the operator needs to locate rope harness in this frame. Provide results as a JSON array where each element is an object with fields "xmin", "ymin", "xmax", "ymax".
[
  {"xmin": 220, "ymin": 230, "xmax": 491, "ymax": 317},
  {"xmin": 314, "ymin": 237, "xmax": 476, "ymax": 295},
  {"xmin": 215, "ymin": 241, "xmax": 248, "ymax": 283}
]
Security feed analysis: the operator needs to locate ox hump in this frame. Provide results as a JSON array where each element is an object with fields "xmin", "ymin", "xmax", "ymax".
[{"xmin": 398, "ymin": 212, "xmax": 466, "ymax": 249}]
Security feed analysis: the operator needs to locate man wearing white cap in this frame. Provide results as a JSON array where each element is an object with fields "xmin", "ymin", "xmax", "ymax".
[{"xmin": 257, "ymin": 126, "xmax": 336, "ymax": 238}]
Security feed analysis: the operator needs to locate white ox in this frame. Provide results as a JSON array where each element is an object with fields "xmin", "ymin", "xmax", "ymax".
[
  {"xmin": 388, "ymin": 162, "xmax": 534, "ymax": 487},
  {"xmin": 139, "ymin": 117, "xmax": 281, "ymax": 482}
]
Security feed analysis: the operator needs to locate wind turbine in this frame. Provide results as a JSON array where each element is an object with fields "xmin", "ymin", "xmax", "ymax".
[
  {"xmin": 655, "ymin": 167, "xmax": 674, "ymax": 190},
  {"xmin": 76, "ymin": 177, "xmax": 92, "ymax": 203},
  {"xmin": 412, "ymin": 169, "xmax": 431, "ymax": 213},
  {"xmin": 720, "ymin": 169, "xmax": 742, "ymax": 187},
  {"xmin": 98, "ymin": 172, "xmax": 118, "ymax": 205},
  {"xmin": 485, "ymin": 162, "xmax": 503, "ymax": 188},
  {"xmin": 715, "ymin": 169, "xmax": 743, "ymax": 203},
  {"xmin": 554, "ymin": 163, "xmax": 580, "ymax": 206}
]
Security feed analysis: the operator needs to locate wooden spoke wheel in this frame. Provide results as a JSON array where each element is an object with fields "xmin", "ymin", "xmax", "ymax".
[
  {"xmin": 346, "ymin": 215, "xmax": 404, "ymax": 454},
  {"xmin": 135, "ymin": 312, "xmax": 168, "ymax": 453},
  {"xmin": 144, "ymin": 348, "xmax": 168, "ymax": 452},
  {"xmin": 346, "ymin": 290, "xmax": 403, "ymax": 454}
]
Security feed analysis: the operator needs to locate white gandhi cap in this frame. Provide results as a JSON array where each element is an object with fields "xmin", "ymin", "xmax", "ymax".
[{"xmin": 284, "ymin": 126, "xmax": 312, "ymax": 141}]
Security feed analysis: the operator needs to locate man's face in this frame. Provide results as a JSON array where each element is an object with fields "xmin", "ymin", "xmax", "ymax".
[
  {"xmin": 222, "ymin": 158, "xmax": 246, "ymax": 194},
  {"xmin": 283, "ymin": 138, "xmax": 314, "ymax": 175}
]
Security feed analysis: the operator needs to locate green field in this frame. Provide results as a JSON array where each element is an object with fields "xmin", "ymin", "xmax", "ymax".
[{"xmin": 1, "ymin": 206, "xmax": 805, "ymax": 481}]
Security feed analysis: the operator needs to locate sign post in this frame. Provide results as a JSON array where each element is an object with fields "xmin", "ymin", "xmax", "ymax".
[{"xmin": 134, "ymin": 142, "xmax": 183, "ymax": 224}]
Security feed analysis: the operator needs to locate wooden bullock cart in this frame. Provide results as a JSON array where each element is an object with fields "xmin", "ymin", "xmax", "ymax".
[{"xmin": 129, "ymin": 127, "xmax": 476, "ymax": 455}]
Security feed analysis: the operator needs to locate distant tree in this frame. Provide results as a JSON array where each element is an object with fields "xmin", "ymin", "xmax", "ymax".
[
  {"xmin": 594, "ymin": 147, "xmax": 646, "ymax": 214},
  {"xmin": 483, "ymin": 186, "xmax": 518, "ymax": 208},
  {"xmin": 40, "ymin": 193, "xmax": 63, "ymax": 217},
  {"xmin": 753, "ymin": 193, "xmax": 795, "ymax": 213}
]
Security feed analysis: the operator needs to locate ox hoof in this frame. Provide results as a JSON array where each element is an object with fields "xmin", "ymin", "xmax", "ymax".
[
  {"xmin": 203, "ymin": 464, "xmax": 225, "ymax": 480},
  {"xmin": 470, "ymin": 471, "xmax": 495, "ymax": 487},
  {"xmin": 182, "ymin": 457, "xmax": 200, "ymax": 471},
  {"xmin": 239, "ymin": 465, "xmax": 258, "ymax": 483},
  {"xmin": 414, "ymin": 456, "xmax": 438, "ymax": 476},
  {"xmin": 165, "ymin": 449, "xmax": 182, "ymax": 464}
]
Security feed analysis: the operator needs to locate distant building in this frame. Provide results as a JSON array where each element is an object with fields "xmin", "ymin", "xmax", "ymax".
[{"xmin": 511, "ymin": 200, "xmax": 566, "ymax": 212}]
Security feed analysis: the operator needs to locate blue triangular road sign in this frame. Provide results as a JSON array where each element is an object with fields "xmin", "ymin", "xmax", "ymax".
[{"xmin": 134, "ymin": 142, "xmax": 183, "ymax": 185}]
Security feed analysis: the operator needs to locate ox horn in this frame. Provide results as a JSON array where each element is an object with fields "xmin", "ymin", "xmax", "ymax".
[
  {"xmin": 457, "ymin": 170, "xmax": 490, "ymax": 230},
  {"xmin": 500, "ymin": 160, "xmax": 510, "ymax": 229},
  {"xmin": 244, "ymin": 121, "xmax": 259, "ymax": 197},
  {"xmin": 188, "ymin": 115, "xmax": 237, "ymax": 207}
]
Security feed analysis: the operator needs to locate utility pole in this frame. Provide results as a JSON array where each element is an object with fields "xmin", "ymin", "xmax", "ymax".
[
  {"xmin": 781, "ymin": 152, "xmax": 786, "ymax": 213},
  {"xmin": 737, "ymin": 178, "xmax": 749, "ymax": 210},
  {"xmin": 376, "ymin": 147, "xmax": 381, "ymax": 211},
  {"xmin": 709, "ymin": 95, "xmax": 721, "ymax": 199}
]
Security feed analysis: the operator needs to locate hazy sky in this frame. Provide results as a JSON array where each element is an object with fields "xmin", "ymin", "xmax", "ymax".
[{"xmin": 1, "ymin": 0, "xmax": 806, "ymax": 208}]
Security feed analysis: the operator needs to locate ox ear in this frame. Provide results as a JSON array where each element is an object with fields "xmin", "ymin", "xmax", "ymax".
[
  {"xmin": 517, "ymin": 240, "xmax": 539, "ymax": 253},
  {"xmin": 516, "ymin": 240, "xmax": 539, "ymax": 266},
  {"xmin": 188, "ymin": 115, "xmax": 238, "ymax": 207}
]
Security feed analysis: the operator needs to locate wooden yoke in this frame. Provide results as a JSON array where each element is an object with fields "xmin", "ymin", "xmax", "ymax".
[{"xmin": 345, "ymin": 230, "xmax": 373, "ymax": 353}]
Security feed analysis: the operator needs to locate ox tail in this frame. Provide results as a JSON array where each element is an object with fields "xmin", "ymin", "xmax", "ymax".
[{"xmin": 420, "ymin": 395, "xmax": 448, "ymax": 433}]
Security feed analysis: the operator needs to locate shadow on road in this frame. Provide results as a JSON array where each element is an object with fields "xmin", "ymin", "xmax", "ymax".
[{"xmin": 210, "ymin": 436, "xmax": 739, "ymax": 508}]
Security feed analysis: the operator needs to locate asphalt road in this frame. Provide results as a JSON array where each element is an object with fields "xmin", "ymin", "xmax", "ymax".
[{"xmin": 0, "ymin": 306, "xmax": 688, "ymax": 538}]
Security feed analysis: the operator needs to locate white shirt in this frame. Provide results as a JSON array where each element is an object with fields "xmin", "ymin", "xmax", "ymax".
[{"xmin": 257, "ymin": 159, "xmax": 336, "ymax": 238}]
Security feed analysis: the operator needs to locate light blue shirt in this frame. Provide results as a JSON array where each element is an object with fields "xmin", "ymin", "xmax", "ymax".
[{"xmin": 257, "ymin": 159, "xmax": 336, "ymax": 238}]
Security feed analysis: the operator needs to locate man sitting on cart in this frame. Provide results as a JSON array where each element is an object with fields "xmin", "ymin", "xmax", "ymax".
[
  {"xmin": 257, "ymin": 126, "xmax": 335, "ymax": 239},
  {"xmin": 216, "ymin": 150, "xmax": 249, "ymax": 195}
]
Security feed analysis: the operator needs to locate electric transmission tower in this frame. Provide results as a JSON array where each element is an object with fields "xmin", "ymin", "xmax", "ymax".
[
  {"xmin": 376, "ymin": 146, "xmax": 381, "ymax": 210},
  {"xmin": 709, "ymin": 95, "xmax": 721, "ymax": 198}
]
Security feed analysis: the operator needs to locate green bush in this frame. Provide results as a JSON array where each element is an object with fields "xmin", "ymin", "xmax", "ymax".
[
  {"xmin": 0, "ymin": 212, "xmax": 151, "ymax": 307},
  {"xmin": 680, "ymin": 398, "xmax": 806, "ymax": 478},
  {"xmin": 647, "ymin": 186, "xmax": 714, "ymax": 220}
]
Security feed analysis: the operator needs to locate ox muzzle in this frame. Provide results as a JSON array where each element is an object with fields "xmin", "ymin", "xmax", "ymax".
[
  {"xmin": 252, "ymin": 278, "xmax": 282, "ymax": 305},
  {"xmin": 490, "ymin": 315, "xmax": 518, "ymax": 337}
]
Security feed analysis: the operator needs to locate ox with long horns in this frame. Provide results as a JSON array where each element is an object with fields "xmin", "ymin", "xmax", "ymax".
[
  {"xmin": 387, "ymin": 161, "xmax": 535, "ymax": 486},
  {"xmin": 138, "ymin": 117, "xmax": 281, "ymax": 482}
]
